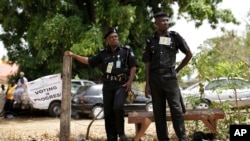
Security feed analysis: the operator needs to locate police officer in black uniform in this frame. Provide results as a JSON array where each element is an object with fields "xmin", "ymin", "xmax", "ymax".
[
  {"xmin": 64, "ymin": 27, "xmax": 137, "ymax": 141},
  {"xmin": 142, "ymin": 12, "xmax": 192, "ymax": 141}
]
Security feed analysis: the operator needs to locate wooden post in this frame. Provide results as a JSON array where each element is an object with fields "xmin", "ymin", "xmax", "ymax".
[{"xmin": 60, "ymin": 55, "xmax": 72, "ymax": 141}]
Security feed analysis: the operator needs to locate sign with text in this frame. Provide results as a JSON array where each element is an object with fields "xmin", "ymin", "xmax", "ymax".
[
  {"xmin": 230, "ymin": 125, "xmax": 250, "ymax": 140},
  {"xmin": 26, "ymin": 74, "xmax": 62, "ymax": 109}
]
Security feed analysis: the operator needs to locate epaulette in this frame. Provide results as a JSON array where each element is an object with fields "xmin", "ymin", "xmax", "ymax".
[
  {"xmin": 100, "ymin": 48, "xmax": 106, "ymax": 52},
  {"xmin": 122, "ymin": 45, "xmax": 131, "ymax": 50},
  {"xmin": 169, "ymin": 31, "xmax": 178, "ymax": 36}
]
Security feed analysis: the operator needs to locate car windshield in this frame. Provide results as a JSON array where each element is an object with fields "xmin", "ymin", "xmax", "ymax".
[
  {"xmin": 85, "ymin": 86, "xmax": 102, "ymax": 96},
  {"xmin": 205, "ymin": 79, "xmax": 250, "ymax": 90},
  {"xmin": 75, "ymin": 85, "xmax": 91, "ymax": 95}
]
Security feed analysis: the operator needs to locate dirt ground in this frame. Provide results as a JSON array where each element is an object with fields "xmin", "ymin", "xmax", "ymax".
[{"xmin": 0, "ymin": 113, "xmax": 180, "ymax": 141}]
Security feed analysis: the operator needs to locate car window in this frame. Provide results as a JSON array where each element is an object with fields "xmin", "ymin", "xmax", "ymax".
[
  {"xmin": 72, "ymin": 81, "xmax": 81, "ymax": 86},
  {"xmin": 83, "ymin": 81, "xmax": 95, "ymax": 86},
  {"xmin": 205, "ymin": 79, "xmax": 227, "ymax": 90},
  {"xmin": 205, "ymin": 79, "xmax": 250, "ymax": 90},
  {"xmin": 85, "ymin": 86, "xmax": 100, "ymax": 96},
  {"xmin": 75, "ymin": 85, "xmax": 91, "ymax": 94},
  {"xmin": 229, "ymin": 79, "xmax": 250, "ymax": 89},
  {"xmin": 185, "ymin": 83, "xmax": 201, "ymax": 91},
  {"xmin": 71, "ymin": 83, "xmax": 81, "ymax": 90}
]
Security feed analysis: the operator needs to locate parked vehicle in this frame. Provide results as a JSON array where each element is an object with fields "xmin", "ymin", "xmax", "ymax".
[
  {"xmin": 71, "ymin": 84, "xmax": 153, "ymax": 119},
  {"xmin": 13, "ymin": 74, "xmax": 96, "ymax": 117},
  {"xmin": 182, "ymin": 77, "xmax": 250, "ymax": 108},
  {"xmin": 71, "ymin": 79, "xmax": 96, "ymax": 95}
]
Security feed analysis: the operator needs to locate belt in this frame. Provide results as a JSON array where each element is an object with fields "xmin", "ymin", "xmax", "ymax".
[
  {"xmin": 105, "ymin": 73, "xmax": 127, "ymax": 82},
  {"xmin": 151, "ymin": 68, "xmax": 173, "ymax": 74}
]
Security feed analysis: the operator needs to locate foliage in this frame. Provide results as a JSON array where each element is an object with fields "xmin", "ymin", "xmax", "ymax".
[
  {"xmin": 0, "ymin": 0, "xmax": 238, "ymax": 81},
  {"xmin": 192, "ymin": 31, "xmax": 250, "ymax": 81},
  {"xmin": 186, "ymin": 30, "xmax": 250, "ymax": 139}
]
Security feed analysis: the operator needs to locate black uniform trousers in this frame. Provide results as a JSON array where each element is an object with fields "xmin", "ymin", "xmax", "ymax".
[
  {"xmin": 3, "ymin": 99, "xmax": 14, "ymax": 115},
  {"xmin": 149, "ymin": 72, "xmax": 187, "ymax": 141},
  {"xmin": 102, "ymin": 82, "xmax": 127, "ymax": 141}
]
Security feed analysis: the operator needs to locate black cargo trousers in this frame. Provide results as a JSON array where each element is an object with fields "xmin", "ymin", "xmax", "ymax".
[
  {"xmin": 149, "ymin": 72, "xmax": 187, "ymax": 141},
  {"xmin": 102, "ymin": 82, "xmax": 127, "ymax": 141}
]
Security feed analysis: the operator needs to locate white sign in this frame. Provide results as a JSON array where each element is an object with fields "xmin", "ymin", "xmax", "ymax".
[{"xmin": 26, "ymin": 74, "xmax": 62, "ymax": 109}]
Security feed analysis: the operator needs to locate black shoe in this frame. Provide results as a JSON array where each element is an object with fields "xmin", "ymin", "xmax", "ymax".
[{"xmin": 119, "ymin": 135, "xmax": 128, "ymax": 141}]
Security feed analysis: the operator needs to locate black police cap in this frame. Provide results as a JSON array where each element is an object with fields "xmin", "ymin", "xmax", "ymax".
[
  {"xmin": 153, "ymin": 11, "xmax": 168, "ymax": 18},
  {"xmin": 104, "ymin": 27, "xmax": 118, "ymax": 39}
]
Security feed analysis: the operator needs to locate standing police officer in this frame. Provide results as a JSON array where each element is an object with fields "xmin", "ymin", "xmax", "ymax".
[
  {"xmin": 142, "ymin": 12, "xmax": 192, "ymax": 141},
  {"xmin": 65, "ymin": 27, "xmax": 137, "ymax": 141}
]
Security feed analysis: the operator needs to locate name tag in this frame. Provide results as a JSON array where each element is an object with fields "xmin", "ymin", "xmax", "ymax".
[
  {"xmin": 159, "ymin": 37, "xmax": 171, "ymax": 46},
  {"xmin": 116, "ymin": 60, "xmax": 121, "ymax": 68},
  {"xmin": 106, "ymin": 62, "xmax": 113, "ymax": 73}
]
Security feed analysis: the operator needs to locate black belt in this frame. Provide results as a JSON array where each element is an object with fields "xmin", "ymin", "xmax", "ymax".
[
  {"xmin": 151, "ymin": 68, "xmax": 173, "ymax": 74},
  {"xmin": 105, "ymin": 73, "xmax": 127, "ymax": 82}
]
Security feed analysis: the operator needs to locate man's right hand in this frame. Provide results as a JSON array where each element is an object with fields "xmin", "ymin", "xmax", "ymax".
[{"xmin": 64, "ymin": 51, "xmax": 73, "ymax": 56}]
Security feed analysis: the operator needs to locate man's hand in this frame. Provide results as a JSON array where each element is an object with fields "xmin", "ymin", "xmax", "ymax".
[
  {"xmin": 64, "ymin": 51, "xmax": 73, "ymax": 56},
  {"xmin": 123, "ymin": 80, "xmax": 132, "ymax": 92}
]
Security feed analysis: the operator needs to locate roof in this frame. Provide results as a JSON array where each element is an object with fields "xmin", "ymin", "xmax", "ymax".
[{"xmin": 0, "ymin": 62, "xmax": 19, "ymax": 83}]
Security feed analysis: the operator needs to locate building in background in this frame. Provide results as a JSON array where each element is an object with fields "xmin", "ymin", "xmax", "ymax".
[{"xmin": 0, "ymin": 60, "xmax": 18, "ymax": 84}]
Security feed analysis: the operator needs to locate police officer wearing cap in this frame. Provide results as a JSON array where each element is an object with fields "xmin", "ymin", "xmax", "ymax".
[
  {"xmin": 65, "ymin": 27, "xmax": 137, "ymax": 141},
  {"xmin": 142, "ymin": 11, "xmax": 192, "ymax": 141}
]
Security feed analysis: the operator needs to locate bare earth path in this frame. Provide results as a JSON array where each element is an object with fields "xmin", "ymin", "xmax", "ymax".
[{"xmin": 0, "ymin": 115, "xmax": 170, "ymax": 141}]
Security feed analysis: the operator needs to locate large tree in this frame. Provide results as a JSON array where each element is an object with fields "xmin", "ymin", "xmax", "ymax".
[{"xmin": 0, "ymin": 0, "xmax": 238, "ymax": 81}]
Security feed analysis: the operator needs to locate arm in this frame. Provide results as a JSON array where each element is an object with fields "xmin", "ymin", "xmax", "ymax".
[
  {"xmin": 175, "ymin": 51, "xmax": 192, "ymax": 73},
  {"xmin": 123, "ymin": 66, "xmax": 136, "ymax": 91},
  {"xmin": 170, "ymin": 31, "xmax": 193, "ymax": 73},
  {"xmin": 64, "ymin": 51, "xmax": 89, "ymax": 64}
]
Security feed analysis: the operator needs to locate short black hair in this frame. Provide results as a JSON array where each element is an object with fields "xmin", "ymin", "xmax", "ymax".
[
  {"xmin": 104, "ymin": 27, "xmax": 118, "ymax": 39},
  {"xmin": 153, "ymin": 11, "xmax": 168, "ymax": 18}
]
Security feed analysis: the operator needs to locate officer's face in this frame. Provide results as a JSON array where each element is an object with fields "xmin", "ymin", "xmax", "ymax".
[
  {"xmin": 155, "ymin": 16, "xmax": 169, "ymax": 31},
  {"xmin": 106, "ymin": 33, "xmax": 119, "ymax": 47}
]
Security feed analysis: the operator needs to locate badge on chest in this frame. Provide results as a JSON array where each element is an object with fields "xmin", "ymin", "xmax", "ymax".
[
  {"xmin": 106, "ymin": 62, "xmax": 113, "ymax": 73},
  {"xmin": 106, "ymin": 55, "xmax": 121, "ymax": 73},
  {"xmin": 159, "ymin": 37, "xmax": 171, "ymax": 46}
]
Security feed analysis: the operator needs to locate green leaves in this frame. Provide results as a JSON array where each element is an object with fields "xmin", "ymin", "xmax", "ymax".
[
  {"xmin": 71, "ymin": 24, "xmax": 103, "ymax": 56},
  {"xmin": 194, "ymin": 31, "xmax": 250, "ymax": 81},
  {"xmin": 0, "ymin": 0, "xmax": 240, "ymax": 81}
]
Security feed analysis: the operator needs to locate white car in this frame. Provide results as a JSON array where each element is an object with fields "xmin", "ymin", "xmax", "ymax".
[{"xmin": 182, "ymin": 77, "xmax": 250, "ymax": 108}]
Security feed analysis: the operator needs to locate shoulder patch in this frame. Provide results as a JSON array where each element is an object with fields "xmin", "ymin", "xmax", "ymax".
[
  {"xmin": 122, "ymin": 45, "xmax": 131, "ymax": 49},
  {"xmin": 169, "ymin": 31, "xmax": 178, "ymax": 35},
  {"xmin": 100, "ymin": 48, "xmax": 106, "ymax": 52}
]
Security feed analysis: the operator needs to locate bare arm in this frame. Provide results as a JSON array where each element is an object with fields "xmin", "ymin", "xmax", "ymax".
[
  {"xmin": 123, "ymin": 66, "xmax": 136, "ymax": 91},
  {"xmin": 175, "ymin": 51, "xmax": 192, "ymax": 73},
  {"xmin": 64, "ymin": 51, "xmax": 89, "ymax": 64}
]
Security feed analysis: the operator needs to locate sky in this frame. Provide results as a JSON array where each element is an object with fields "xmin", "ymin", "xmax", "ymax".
[
  {"xmin": 0, "ymin": 0, "xmax": 249, "ymax": 59},
  {"xmin": 171, "ymin": 0, "xmax": 250, "ymax": 60}
]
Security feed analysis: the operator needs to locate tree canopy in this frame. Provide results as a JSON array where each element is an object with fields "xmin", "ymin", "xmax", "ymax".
[
  {"xmin": 191, "ymin": 29, "xmax": 250, "ymax": 81},
  {"xmin": 0, "ymin": 0, "xmax": 238, "ymax": 82}
]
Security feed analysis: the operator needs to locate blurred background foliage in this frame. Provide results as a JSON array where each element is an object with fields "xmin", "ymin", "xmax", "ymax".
[{"xmin": 0, "ymin": 0, "xmax": 245, "ymax": 84}]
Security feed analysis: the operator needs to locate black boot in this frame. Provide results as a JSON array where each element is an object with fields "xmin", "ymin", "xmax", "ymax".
[{"xmin": 119, "ymin": 134, "xmax": 128, "ymax": 141}]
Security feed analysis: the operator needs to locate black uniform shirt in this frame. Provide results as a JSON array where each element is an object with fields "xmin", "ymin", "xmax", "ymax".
[
  {"xmin": 142, "ymin": 31, "xmax": 190, "ymax": 70},
  {"xmin": 88, "ymin": 45, "xmax": 137, "ymax": 75}
]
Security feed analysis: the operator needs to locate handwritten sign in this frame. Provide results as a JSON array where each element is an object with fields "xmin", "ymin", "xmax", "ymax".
[{"xmin": 26, "ymin": 74, "xmax": 62, "ymax": 109}]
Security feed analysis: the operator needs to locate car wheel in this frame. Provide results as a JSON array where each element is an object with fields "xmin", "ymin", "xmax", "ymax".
[
  {"xmin": 48, "ymin": 102, "xmax": 61, "ymax": 117},
  {"xmin": 146, "ymin": 102, "xmax": 153, "ymax": 112},
  {"xmin": 195, "ymin": 99, "xmax": 211, "ymax": 109},
  {"xmin": 91, "ymin": 105, "xmax": 104, "ymax": 119}
]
